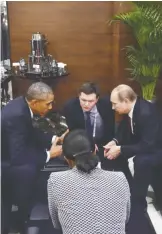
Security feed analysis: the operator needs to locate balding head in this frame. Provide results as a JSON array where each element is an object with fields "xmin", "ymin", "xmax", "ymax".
[
  {"xmin": 111, "ymin": 84, "xmax": 137, "ymax": 102},
  {"xmin": 110, "ymin": 84, "xmax": 137, "ymax": 114}
]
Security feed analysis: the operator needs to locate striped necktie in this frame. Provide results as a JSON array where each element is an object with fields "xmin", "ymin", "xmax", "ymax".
[{"xmin": 85, "ymin": 111, "xmax": 93, "ymax": 137}]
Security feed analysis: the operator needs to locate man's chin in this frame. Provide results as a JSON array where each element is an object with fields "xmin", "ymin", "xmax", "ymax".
[
  {"xmin": 40, "ymin": 113, "xmax": 47, "ymax": 117},
  {"xmin": 115, "ymin": 111, "xmax": 122, "ymax": 115},
  {"xmin": 83, "ymin": 108, "xmax": 90, "ymax": 112}
]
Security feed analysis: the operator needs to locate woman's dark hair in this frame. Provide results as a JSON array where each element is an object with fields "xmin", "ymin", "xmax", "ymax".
[{"xmin": 63, "ymin": 129, "xmax": 99, "ymax": 173}]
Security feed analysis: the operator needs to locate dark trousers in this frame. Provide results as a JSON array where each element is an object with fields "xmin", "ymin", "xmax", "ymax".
[
  {"xmin": 132, "ymin": 151, "xmax": 162, "ymax": 209},
  {"xmin": 1, "ymin": 162, "xmax": 12, "ymax": 234},
  {"xmin": 7, "ymin": 164, "xmax": 38, "ymax": 232},
  {"xmin": 97, "ymin": 147, "xmax": 133, "ymax": 187},
  {"xmin": 151, "ymin": 165, "xmax": 162, "ymax": 208}
]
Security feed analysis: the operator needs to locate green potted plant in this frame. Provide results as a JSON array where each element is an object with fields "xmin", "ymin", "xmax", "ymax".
[{"xmin": 110, "ymin": 1, "xmax": 162, "ymax": 100}]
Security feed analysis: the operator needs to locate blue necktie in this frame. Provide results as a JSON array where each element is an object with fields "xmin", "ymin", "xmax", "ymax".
[{"xmin": 85, "ymin": 111, "xmax": 93, "ymax": 138}]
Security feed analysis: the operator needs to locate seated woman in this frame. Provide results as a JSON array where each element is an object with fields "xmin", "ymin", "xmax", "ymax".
[{"xmin": 48, "ymin": 129, "xmax": 130, "ymax": 234}]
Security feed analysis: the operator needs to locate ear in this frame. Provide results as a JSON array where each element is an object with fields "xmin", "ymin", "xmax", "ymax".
[{"xmin": 30, "ymin": 99, "xmax": 38, "ymax": 106}]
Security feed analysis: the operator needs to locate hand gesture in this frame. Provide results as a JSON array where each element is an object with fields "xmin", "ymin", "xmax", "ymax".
[
  {"xmin": 49, "ymin": 137, "xmax": 62, "ymax": 158},
  {"xmin": 95, "ymin": 144, "xmax": 99, "ymax": 153},
  {"xmin": 105, "ymin": 145, "xmax": 121, "ymax": 160},
  {"xmin": 58, "ymin": 129, "xmax": 69, "ymax": 145},
  {"xmin": 103, "ymin": 140, "xmax": 116, "ymax": 157}
]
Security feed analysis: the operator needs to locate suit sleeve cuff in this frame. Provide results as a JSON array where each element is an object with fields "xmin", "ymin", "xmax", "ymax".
[{"xmin": 120, "ymin": 146, "xmax": 125, "ymax": 157}]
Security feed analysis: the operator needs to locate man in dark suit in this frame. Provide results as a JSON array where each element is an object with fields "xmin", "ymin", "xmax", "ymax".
[
  {"xmin": 1, "ymin": 82, "xmax": 64, "ymax": 232},
  {"xmin": 104, "ymin": 84, "xmax": 162, "ymax": 209},
  {"xmin": 63, "ymin": 82, "xmax": 131, "ymax": 180},
  {"xmin": 152, "ymin": 80, "xmax": 162, "ymax": 212}
]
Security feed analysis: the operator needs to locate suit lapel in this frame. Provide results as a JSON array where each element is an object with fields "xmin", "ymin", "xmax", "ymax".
[
  {"xmin": 22, "ymin": 97, "xmax": 33, "ymax": 125},
  {"xmin": 96, "ymin": 99, "xmax": 104, "ymax": 120},
  {"xmin": 76, "ymin": 98, "xmax": 86, "ymax": 128},
  {"xmin": 132, "ymin": 98, "xmax": 140, "ymax": 134}
]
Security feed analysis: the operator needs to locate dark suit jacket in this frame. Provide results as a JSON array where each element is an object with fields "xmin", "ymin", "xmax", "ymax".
[
  {"xmin": 1, "ymin": 96, "xmax": 53, "ymax": 167},
  {"xmin": 154, "ymin": 100, "xmax": 162, "ymax": 148},
  {"xmin": 62, "ymin": 96, "xmax": 115, "ymax": 146},
  {"xmin": 116, "ymin": 97, "xmax": 160, "ymax": 158}
]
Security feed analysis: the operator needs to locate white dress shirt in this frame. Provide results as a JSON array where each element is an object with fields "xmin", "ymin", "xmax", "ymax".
[
  {"xmin": 83, "ymin": 105, "xmax": 103, "ymax": 139},
  {"xmin": 113, "ymin": 100, "xmax": 136, "ymax": 144},
  {"xmin": 128, "ymin": 101, "xmax": 136, "ymax": 134},
  {"xmin": 28, "ymin": 106, "xmax": 56, "ymax": 162}
]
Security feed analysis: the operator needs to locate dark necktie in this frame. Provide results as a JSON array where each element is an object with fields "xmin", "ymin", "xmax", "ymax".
[
  {"xmin": 85, "ymin": 111, "xmax": 93, "ymax": 138},
  {"xmin": 128, "ymin": 116, "xmax": 133, "ymax": 134}
]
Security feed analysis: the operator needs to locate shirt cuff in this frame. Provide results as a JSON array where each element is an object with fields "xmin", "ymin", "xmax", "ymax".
[
  {"xmin": 47, "ymin": 135, "xmax": 56, "ymax": 163},
  {"xmin": 51, "ymin": 135, "xmax": 56, "ymax": 144},
  {"xmin": 96, "ymin": 162, "xmax": 101, "ymax": 169},
  {"xmin": 46, "ymin": 151, "xmax": 50, "ymax": 163},
  {"xmin": 113, "ymin": 138, "xmax": 118, "ymax": 145}
]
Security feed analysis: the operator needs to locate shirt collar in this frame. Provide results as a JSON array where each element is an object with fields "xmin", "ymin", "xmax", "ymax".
[
  {"xmin": 128, "ymin": 100, "xmax": 136, "ymax": 119},
  {"xmin": 28, "ymin": 106, "xmax": 34, "ymax": 118},
  {"xmin": 25, "ymin": 98, "xmax": 33, "ymax": 118},
  {"xmin": 83, "ymin": 105, "xmax": 97, "ymax": 114},
  {"xmin": 90, "ymin": 105, "xmax": 97, "ymax": 114}
]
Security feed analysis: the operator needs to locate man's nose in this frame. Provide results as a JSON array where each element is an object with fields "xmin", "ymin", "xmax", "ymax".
[{"xmin": 85, "ymin": 101, "xmax": 89, "ymax": 106}]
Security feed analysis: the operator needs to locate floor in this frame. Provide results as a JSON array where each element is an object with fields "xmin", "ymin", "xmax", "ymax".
[
  {"xmin": 128, "ymin": 157, "xmax": 162, "ymax": 234},
  {"xmin": 147, "ymin": 188, "xmax": 162, "ymax": 234}
]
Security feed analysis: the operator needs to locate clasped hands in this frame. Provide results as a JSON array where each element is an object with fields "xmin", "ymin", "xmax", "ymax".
[
  {"xmin": 49, "ymin": 129, "xmax": 69, "ymax": 159},
  {"xmin": 103, "ymin": 140, "xmax": 121, "ymax": 160}
]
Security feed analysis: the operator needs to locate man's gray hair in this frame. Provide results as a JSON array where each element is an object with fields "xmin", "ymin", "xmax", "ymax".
[
  {"xmin": 26, "ymin": 82, "xmax": 53, "ymax": 101},
  {"xmin": 112, "ymin": 84, "xmax": 137, "ymax": 102}
]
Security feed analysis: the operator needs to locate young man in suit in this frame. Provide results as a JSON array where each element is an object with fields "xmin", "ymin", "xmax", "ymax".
[
  {"xmin": 1, "ymin": 82, "xmax": 66, "ymax": 232},
  {"xmin": 63, "ymin": 82, "xmax": 131, "ymax": 181},
  {"xmin": 104, "ymin": 84, "xmax": 162, "ymax": 210}
]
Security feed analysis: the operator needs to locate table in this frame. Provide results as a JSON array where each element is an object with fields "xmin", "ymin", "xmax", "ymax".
[{"xmin": 1, "ymin": 74, "xmax": 13, "ymax": 106}]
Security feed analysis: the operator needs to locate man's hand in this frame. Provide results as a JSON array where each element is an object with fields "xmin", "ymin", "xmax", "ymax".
[
  {"xmin": 103, "ymin": 140, "xmax": 116, "ymax": 157},
  {"xmin": 58, "ymin": 129, "xmax": 69, "ymax": 145},
  {"xmin": 105, "ymin": 145, "xmax": 121, "ymax": 160},
  {"xmin": 49, "ymin": 137, "xmax": 62, "ymax": 158},
  {"xmin": 95, "ymin": 144, "xmax": 99, "ymax": 153}
]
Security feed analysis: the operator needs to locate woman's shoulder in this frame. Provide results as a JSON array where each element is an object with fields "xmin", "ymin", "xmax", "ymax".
[
  {"xmin": 48, "ymin": 169, "xmax": 128, "ymax": 186},
  {"xmin": 101, "ymin": 170, "xmax": 128, "ymax": 183},
  {"xmin": 49, "ymin": 170, "xmax": 71, "ymax": 181}
]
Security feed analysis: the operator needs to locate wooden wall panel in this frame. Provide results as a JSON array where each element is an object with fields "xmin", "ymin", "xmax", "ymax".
[{"xmin": 8, "ymin": 1, "xmax": 136, "ymax": 109}]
